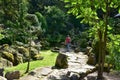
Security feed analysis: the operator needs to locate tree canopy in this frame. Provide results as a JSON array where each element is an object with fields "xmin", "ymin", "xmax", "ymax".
[{"xmin": 64, "ymin": 0, "xmax": 120, "ymax": 79}]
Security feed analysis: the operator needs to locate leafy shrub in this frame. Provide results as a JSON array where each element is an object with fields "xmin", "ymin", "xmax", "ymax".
[
  {"xmin": 40, "ymin": 40, "xmax": 50, "ymax": 50},
  {"xmin": 80, "ymin": 39, "xmax": 87, "ymax": 48},
  {"xmin": 106, "ymin": 34, "xmax": 120, "ymax": 70},
  {"xmin": 0, "ymin": 37, "xmax": 12, "ymax": 45},
  {"xmin": 35, "ymin": 12, "xmax": 47, "ymax": 30}
]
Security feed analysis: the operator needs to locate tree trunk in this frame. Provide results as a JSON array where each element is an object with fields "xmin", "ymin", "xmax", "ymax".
[
  {"xmin": 97, "ymin": 0, "xmax": 109, "ymax": 79},
  {"xmin": 25, "ymin": 46, "xmax": 31, "ymax": 73},
  {"xmin": 97, "ymin": 30, "xmax": 104, "ymax": 80}
]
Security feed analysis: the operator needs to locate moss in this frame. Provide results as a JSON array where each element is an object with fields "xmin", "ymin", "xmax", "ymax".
[
  {"xmin": 17, "ymin": 47, "xmax": 29, "ymax": 57},
  {"xmin": 32, "ymin": 54, "xmax": 44, "ymax": 60},
  {"xmin": 2, "ymin": 51, "xmax": 14, "ymax": 62}
]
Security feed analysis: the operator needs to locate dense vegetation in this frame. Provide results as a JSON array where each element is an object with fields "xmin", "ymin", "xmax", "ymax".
[
  {"xmin": 0, "ymin": 0, "xmax": 120, "ymax": 79},
  {"xmin": 64, "ymin": 0, "xmax": 120, "ymax": 79}
]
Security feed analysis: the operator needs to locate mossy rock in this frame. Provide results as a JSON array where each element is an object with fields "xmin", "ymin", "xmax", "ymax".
[
  {"xmin": 74, "ymin": 47, "xmax": 80, "ymax": 53},
  {"xmin": 87, "ymin": 54, "xmax": 96, "ymax": 65},
  {"xmin": 30, "ymin": 47, "xmax": 38, "ymax": 57},
  {"xmin": 32, "ymin": 54, "xmax": 44, "ymax": 60},
  {"xmin": 104, "ymin": 63, "xmax": 113, "ymax": 72},
  {"xmin": 55, "ymin": 53, "xmax": 68, "ymax": 69},
  {"xmin": 95, "ymin": 63, "xmax": 113, "ymax": 72},
  {"xmin": 0, "ymin": 58, "xmax": 13, "ymax": 67},
  {"xmin": 0, "ymin": 44, "xmax": 9, "ymax": 52},
  {"xmin": 2, "ymin": 44, "xmax": 9, "ymax": 50},
  {"xmin": 13, "ymin": 53, "xmax": 23, "ymax": 66},
  {"xmin": 1, "ymin": 51, "xmax": 14, "ymax": 62},
  {"xmin": 17, "ymin": 46, "xmax": 29, "ymax": 57}
]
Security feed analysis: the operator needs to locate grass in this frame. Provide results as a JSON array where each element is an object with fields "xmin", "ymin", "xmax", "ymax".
[{"xmin": 4, "ymin": 50, "xmax": 58, "ymax": 75}]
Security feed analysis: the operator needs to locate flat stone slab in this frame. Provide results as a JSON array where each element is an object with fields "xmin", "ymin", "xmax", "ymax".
[
  {"xmin": 19, "ymin": 75, "xmax": 39, "ymax": 80},
  {"xmin": 68, "ymin": 68, "xmax": 87, "ymax": 73},
  {"xmin": 83, "ymin": 65, "xmax": 95, "ymax": 69},
  {"xmin": 38, "ymin": 67, "xmax": 52, "ymax": 76}
]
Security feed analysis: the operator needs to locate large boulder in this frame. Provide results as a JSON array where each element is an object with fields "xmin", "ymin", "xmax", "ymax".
[
  {"xmin": 55, "ymin": 53, "xmax": 68, "ymax": 69},
  {"xmin": 74, "ymin": 47, "xmax": 80, "ymax": 53},
  {"xmin": 29, "ymin": 47, "xmax": 43, "ymax": 60},
  {"xmin": 87, "ymin": 54, "xmax": 96, "ymax": 65},
  {"xmin": 5, "ymin": 70, "xmax": 20, "ymax": 80},
  {"xmin": 32, "ymin": 54, "xmax": 44, "ymax": 60},
  {"xmin": 1, "ymin": 51, "xmax": 14, "ymax": 63},
  {"xmin": 0, "ymin": 58, "xmax": 13, "ymax": 67},
  {"xmin": 17, "ymin": 46, "xmax": 29, "ymax": 62},
  {"xmin": 51, "ymin": 47, "xmax": 60, "ymax": 52},
  {"xmin": 0, "ymin": 76, "xmax": 7, "ymax": 80},
  {"xmin": 17, "ymin": 46, "xmax": 29, "ymax": 58},
  {"xmin": 13, "ymin": 52, "xmax": 23, "ymax": 66},
  {"xmin": 30, "ymin": 47, "xmax": 38, "ymax": 58},
  {"xmin": 85, "ymin": 47, "xmax": 92, "ymax": 56},
  {"xmin": 0, "ymin": 44, "xmax": 9, "ymax": 51}
]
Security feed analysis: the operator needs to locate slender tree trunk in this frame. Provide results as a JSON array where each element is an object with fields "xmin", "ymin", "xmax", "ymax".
[
  {"xmin": 25, "ymin": 48, "xmax": 30, "ymax": 73},
  {"xmin": 97, "ymin": 30, "xmax": 104, "ymax": 80},
  {"xmin": 25, "ymin": 38, "xmax": 31, "ymax": 73},
  {"xmin": 25, "ymin": 25, "xmax": 32, "ymax": 73},
  {"xmin": 97, "ymin": 0, "xmax": 109, "ymax": 79}
]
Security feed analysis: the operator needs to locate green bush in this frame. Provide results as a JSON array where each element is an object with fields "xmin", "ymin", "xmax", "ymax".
[
  {"xmin": 41, "ymin": 40, "xmax": 50, "ymax": 50},
  {"xmin": 80, "ymin": 39, "xmax": 87, "ymax": 48},
  {"xmin": 0, "ymin": 37, "xmax": 12, "ymax": 45},
  {"xmin": 35, "ymin": 12, "xmax": 47, "ymax": 30},
  {"xmin": 106, "ymin": 34, "xmax": 120, "ymax": 70}
]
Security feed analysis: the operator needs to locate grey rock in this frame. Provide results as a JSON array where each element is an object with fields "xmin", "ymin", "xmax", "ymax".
[
  {"xmin": 0, "ymin": 76, "xmax": 7, "ymax": 80},
  {"xmin": 87, "ymin": 76, "xmax": 96, "ymax": 80},
  {"xmin": 55, "ymin": 53, "xmax": 68, "ymax": 68},
  {"xmin": 0, "ymin": 68, "xmax": 4, "ymax": 76},
  {"xmin": 5, "ymin": 70, "xmax": 20, "ymax": 80},
  {"xmin": 0, "ymin": 58, "xmax": 13, "ymax": 67}
]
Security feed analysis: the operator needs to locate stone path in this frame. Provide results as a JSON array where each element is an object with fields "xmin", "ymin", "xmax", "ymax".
[
  {"xmin": 20, "ymin": 50, "xmax": 96, "ymax": 80},
  {"xmin": 65, "ymin": 52, "xmax": 95, "ymax": 75}
]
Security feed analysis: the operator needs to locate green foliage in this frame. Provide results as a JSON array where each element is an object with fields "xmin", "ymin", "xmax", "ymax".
[
  {"xmin": 45, "ymin": 6, "xmax": 68, "ymax": 33},
  {"xmin": 0, "ymin": 0, "xmax": 29, "ymax": 44},
  {"xmin": 113, "ymin": 18, "xmax": 120, "ymax": 34},
  {"xmin": 35, "ymin": 12, "xmax": 48, "ymax": 31},
  {"xmin": 2, "ymin": 51, "xmax": 14, "ymax": 63},
  {"xmin": 28, "ymin": 0, "xmax": 64, "ymax": 13},
  {"xmin": 46, "ymin": 33, "xmax": 64, "ymax": 46},
  {"xmin": 64, "ymin": 0, "xmax": 120, "ymax": 37},
  {"xmin": 41, "ymin": 40, "xmax": 50, "ymax": 50},
  {"xmin": 0, "ymin": 0, "xmax": 42, "ymax": 44},
  {"xmin": 64, "ymin": 0, "xmax": 120, "ymax": 78},
  {"xmin": 105, "ymin": 17, "xmax": 120, "ymax": 70},
  {"xmin": 0, "ymin": 37, "xmax": 12, "ymax": 45},
  {"xmin": 106, "ymin": 34, "xmax": 120, "ymax": 70},
  {"xmin": 0, "ymin": 27, "xmax": 4, "ymax": 40},
  {"xmin": 44, "ymin": 6, "xmax": 68, "ymax": 46},
  {"xmin": 0, "ymin": 33, "xmax": 4, "ymax": 40},
  {"xmin": 79, "ymin": 32, "xmax": 88, "ymax": 48}
]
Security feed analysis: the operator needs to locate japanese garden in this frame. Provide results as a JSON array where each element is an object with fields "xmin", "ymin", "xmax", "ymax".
[{"xmin": 0, "ymin": 0, "xmax": 120, "ymax": 80}]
